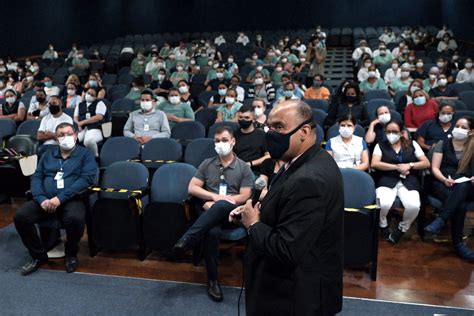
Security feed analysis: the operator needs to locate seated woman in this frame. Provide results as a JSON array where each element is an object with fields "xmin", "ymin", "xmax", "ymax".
[
  {"xmin": 27, "ymin": 89, "xmax": 49, "ymax": 120},
  {"xmin": 252, "ymin": 98, "xmax": 268, "ymax": 130},
  {"xmin": 416, "ymin": 102, "xmax": 455, "ymax": 151},
  {"xmin": 365, "ymin": 105, "xmax": 392, "ymax": 146},
  {"xmin": 304, "ymin": 74, "xmax": 331, "ymax": 101},
  {"xmin": 455, "ymin": 58, "xmax": 473, "ymax": 84},
  {"xmin": 157, "ymin": 87, "xmax": 195, "ymax": 129},
  {"xmin": 125, "ymin": 76, "xmax": 145, "ymax": 105},
  {"xmin": 274, "ymin": 81, "xmax": 301, "ymax": 105},
  {"xmin": 357, "ymin": 57, "xmax": 380, "ymax": 82},
  {"xmin": 410, "ymin": 59, "xmax": 427, "ymax": 80},
  {"xmin": 270, "ymin": 63, "xmax": 288, "ymax": 86},
  {"xmin": 423, "ymin": 67, "xmax": 440, "ymax": 92},
  {"xmin": 73, "ymin": 87, "xmax": 108, "ymax": 157},
  {"xmin": 0, "ymin": 89, "xmax": 26, "ymax": 122},
  {"xmin": 325, "ymin": 114, "xmax": 369, "ymax": 171},
  {"xmin": 429, "ymin": 74, "xmax": 458, "ymax": 100},
  {"xmin": 62, "ymin": 82, "xmax": 82, "ymax": 109},
  {"xmin": 177, "ymin": 80, "xmax": 199, "ymax": 112},
  {"xmin": 396, "ymin": 79, "xmax": 424, "ymax": 115},
  {"xmin": 359, "ymin": 65, "xmax": 387, "ymax": 93},
  {"xmin": 247, "ymin": 71, "xmax": 275, "ymax": 105},
  {"xmin": 404, "ymin": 89, "xmax": 438, "ymax": 129},
  {"xmin": 371, "ymin": 120, "xmax": 430, "ymax": 243},
  {"xmin": 424, "ymin": 117, "xmax": 474, "ymax": 261},
  {"xmin": 215, "ymin": 89, "xmax": 242, "ymax": 122},
  {"xmin": 324, "ymin": 82, "xmax": 368, "ymax": 129},
  {"xmin": 170, "ymin": 62, "xmax": 189, "ymax": 87},
  {"xmin": 208, "ymin": 82, "xmax": 228, "ymax": 108},
  {"xmin": 83, "ymin": 73, "xmax": 106, "ymax": 99},
  {"xmin": 389, "ymin": 63, "xmax": 413, "ymax": 97}
]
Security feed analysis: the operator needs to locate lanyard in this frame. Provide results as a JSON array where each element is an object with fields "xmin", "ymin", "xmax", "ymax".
[{"xmin": 59, "ymin": 158, "xmax": 68, "ymax": 172}]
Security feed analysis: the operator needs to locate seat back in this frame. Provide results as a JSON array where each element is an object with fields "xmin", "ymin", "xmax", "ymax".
[
  {"xmin": 99, "ymin": 137, "xmax": 141, "ymax": 168},
  {"xmin": 7, "ymin": 135, "xmax": 39, "ymax": 156},
  {"xmin": 184, "ymin": 138, "xmax": 216, "ymax": 168},
  {"xmin": 363, "ymin": 89, "xmax": 391, "ymax": 102},
  {"xmin": 207, "ymin": 121, "xmax": 239, "ymax": 138},
  {"xmin": 16, "ymin": 120, "xmax": 41, "ymax": 138},
  {"xmin": 303, "ymin": 99, "xmax": 329, "ymax": 112},
  {"xmin": 141, "ymin": 138, "xmax": 182, "ymax": 170},
  {"xmin": 0, "ymin": 119, "xmax": 17, "ymax": 144},
  {"xmin": 151, "ymin": 163, "xmax": 196, "ymax": 203},
  {"xmin": 311, "ymin": 108, "xmax": 327, "ymax": 126},
  {"xmin": 100, "ymin": 161, "xmax": 149, "ymax": 200},
  {"xmin": 171, "ymin": 121, "xmax": 206, "ymax": 145}
]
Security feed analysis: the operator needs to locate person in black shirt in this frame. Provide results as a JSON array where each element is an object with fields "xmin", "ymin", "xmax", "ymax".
[
  {"xmin": 233, "ymin": 104, "xmax": 270, "ymax": 173},
  {"xmin": 324, "ymin": 82, "xmax": 367, "ymax": 129},
  {"xmin": 429, "ymin": 75, "xmax": 458, "ymax": 101},
  {"xmin": 206, "ymin": 64, "xmax": 229, "ymax": 92},
  {"xmin": 416, "ymin": 102, "xmax": 455, "ymax": 152},
  {"xmin": 150, "ymin": 68, "xmax": 173, "ymax": 98}
]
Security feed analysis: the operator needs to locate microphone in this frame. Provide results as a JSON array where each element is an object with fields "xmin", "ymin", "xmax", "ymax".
[{"xmin": 233, "ymin": 177, "xmax": 267, "ymax": 221}]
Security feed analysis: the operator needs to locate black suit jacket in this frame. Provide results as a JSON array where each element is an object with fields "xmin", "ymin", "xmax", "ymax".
[{"xmin": 244, "ymin": 144, "xmax": 344, "ymax": 316}]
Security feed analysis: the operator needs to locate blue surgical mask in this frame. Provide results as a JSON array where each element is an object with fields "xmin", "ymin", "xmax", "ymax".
[{"xmin": 284, "ymin": 90, "xmax": 294, "ymax": 98}]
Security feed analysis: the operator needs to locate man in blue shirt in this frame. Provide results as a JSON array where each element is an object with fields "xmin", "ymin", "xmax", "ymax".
[{"xmin": 14, "ymin": 122, "xmax": 97, "ymax": 275}]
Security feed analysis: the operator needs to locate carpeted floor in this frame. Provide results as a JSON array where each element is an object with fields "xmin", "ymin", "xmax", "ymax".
[{"xmin": 1, "ymin": 225, "xmax": 473, "ymax": 315}]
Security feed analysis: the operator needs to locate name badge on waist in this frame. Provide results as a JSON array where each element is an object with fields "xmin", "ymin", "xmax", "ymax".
[
  {"xmin": 57, "ymin": 179, "xmax": 64, "ymax": 189},
  {"xmin": 144, "ymin": 124, "xmax": 150, "ymax": 131},
  {"xmin": 85, "ymin": 113, "xmax": 91, "ymax": 119}
]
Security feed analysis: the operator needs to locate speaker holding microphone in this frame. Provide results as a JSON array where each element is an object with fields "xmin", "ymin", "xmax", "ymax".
[{"xmin": 233, "ymin": 177, "xmax": 267, "ymax": 220}]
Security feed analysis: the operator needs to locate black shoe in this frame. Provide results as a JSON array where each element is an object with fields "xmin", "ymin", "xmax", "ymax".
[
  {"xmin": 389, "ymin": 228, "xmax": 405, "ymax": 244},
  {"xmin": 380, "ymin": 226, "xmax": 390, "ymax": 241},
  {"xmin": 21, "ymin": 258, "xmax": 48, "ymax": 276},
  {"xmin": 65, "ymin": 256, "xmax": 78, "ymax": 273},
  {"xmin": 172, "ymin": 236, "xmax": 191, "ymax": 258},
  {"xmin": 207, "ymin": 280, "xmax": 223, "ymax": 302}
]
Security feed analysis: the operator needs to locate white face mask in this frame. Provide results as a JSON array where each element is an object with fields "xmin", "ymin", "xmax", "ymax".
[
  {"xmin": 438, "ymin": 79, "xmax": 448, "ymax": 86},
  {"xmin": 215, "ymin": 142, "xmax": 232, "ymax": 156},
  {"xmin": 58, "ymin": 135, "xmax": 76, "ymax": 151},
  {"xmin": 256, "ymin": 66, "xmax": 263, "ymax": 71},
  {"xmin": 225, "ymin": 97, "xmax": 235, "ymax": 104},
  {"xmin": 368, "ymin": 71, "xmax": 376, "ymax": 78},
  {"xmin": 176, "ymin": 66, "xmax": 184, "ymax": 72},
  {"xmin": 391, "ymin": 63, "xmax": 399, "ymax": 70},
  {"xmin": 416, "ymin": 62, "xmax": 424, "ymax": 68},
  {"xmin": 169, "ymin": 96, "xmax": 181, "ymax": 104},
  {"xmin": 429, "ymin": 74, "xmax": 437, "ymax": 81},
  {"xmin": 438, "ymin": 113, "xmax": 453, "ymax": 123},
  {"xmin": 67, "ymin": 89, "xmax": 76, "ymax": 96},
  {"xmin": 228, "ymin": 58, "xmax": 234, "ymax": 63},
  {"xmin": 157, "ymin": 74, "xmax": 165, "ymax": 81},
  {"xmin": 254, "ymin": 78, "xmax": 264, "ymax": 85},
  {"xmin": 140, "ymin": 101, "xmax": 154, "ymax": 111},
  {"xmin": 6, "ymin": 96, "xmax": 16, "ymax": 104},
  {"xmin": 410, "ymin": 86, "xmax": 421, "ymax": 94},
  {"xmin": 26, "ymin": 76, "xmax": 34, "ymax": 82},
  {"xmin": 216, "ymin": 72, "xmax": 224, "ymax": 79},
  {"xmin": 339, "ymin": 126, "xmax": 354, "ymax": 138},
  {"xmin": 85, "ymin": 93, "xmax": 95, "ymax": 103},
  {"xmin": 465, "ymin": 63, "xmax": 473, "ymax": 69},
  {"xmin": 401, "ymin": 71, "xmax": 410, "ymax": 78},
  {"xmin": 364, "ymin": 63, "xmax": 371, "ymax": 68},
  {"xmin": 178, "ymin": 86, "xmax": 189, "ymax": 94},
  {"xmin": 254, "ymin": 107, "xmax": 264, "ymax": 117},
  {"xmin": 386, "ymin": 133, "xmax": 401, "ymax": 144},
  {"xmin": 378, "ymin": 113, "xmax": 391, "ymax": 124},
  {"xmin": 451, "ymin": 127, "xmax": 469, "ymax": 140},
  {"xmin": 275, "ymin": 67, "xmax": 283, "ymax": 72},
  {"xmin": 437, "ymin": 62, "xmax": 444, "ymax": 68}
]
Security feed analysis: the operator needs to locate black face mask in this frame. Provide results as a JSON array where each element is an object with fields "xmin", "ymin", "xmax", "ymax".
[
  {"xmin": 238, "ymin": 119, "xmax": 253, "ymax": 129},
  {"xmin": 345, "ymin": 95, "xmax": 358, "ymax": 103},
  {"xmin": 49, "ymin": 104, "xmax": 61, "ymax": 115},
  {"xmin": 266, "ymin": 118, "xmax": 314, "ymax": 159},
  {"xmin": 37, "ymin": 96, "xmax": 46, "ymax": 103}
]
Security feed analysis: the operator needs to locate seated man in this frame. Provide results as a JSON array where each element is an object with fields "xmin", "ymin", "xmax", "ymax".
[
  {"xmin": 37, "ymin": 96, "xmax": 73, "ymax": 145},
  {"xmin": 157, "ymin": 88, "xmax": 195, "ymax": 129},
  {"xmin": 14, "ymin": 122, "xmax": 97, "ymax": 275},
  {"xmin": 71, "ymin": 50, "xmax": 90, "ymax": 70},
  {"xmin": 233, "ymin": 105, "xmax": 270, "ymax": 173},
  {"xmin": 123, "ymin": 89, "xmax": 171, "ymax": 144},
  {"xmin": 173, "ymin": 126, "xmax": 253, "ymax": 302}
]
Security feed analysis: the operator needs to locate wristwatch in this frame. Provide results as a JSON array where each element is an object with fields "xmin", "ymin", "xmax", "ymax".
[{"xmin": 409, "ymin": 162, "xmax": 415, "ymax": 169}]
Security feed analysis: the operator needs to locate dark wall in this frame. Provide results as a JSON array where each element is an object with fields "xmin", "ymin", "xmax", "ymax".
[
  {"xmin": 440, "ymin": 0, "xmax": 474, "ymax": 43},
  {"xmin": 0, "ymin": 0, "xmax": 463, "ymax": 57}
]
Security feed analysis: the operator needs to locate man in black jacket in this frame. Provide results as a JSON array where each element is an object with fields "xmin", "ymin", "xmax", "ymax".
[{"xmin": 230, "ymin": 100, "xmax": 344, "ymax": 315}]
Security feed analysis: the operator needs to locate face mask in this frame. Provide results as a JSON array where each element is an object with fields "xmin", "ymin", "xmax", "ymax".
[
  {"xmin": 238, "ymin": 119, "xmax": 253, "ymax": 129},
  {"xmin": 140, "ymin": 101, "xmax": 154, "ymax": 111},
  {"xmin": 157, "ymin": 62, "xmax": 164, "ymax": 68},
  {"xmin": 281, "ymin": 58, "xmax": 288, "ymax": 63},
  {"xmin": 284, "ymin": 91, "xmax": 294, "ymax": 98},
  {"xmin": 37, "ymin": 96, "xmax": 46, "ymax": 103},
  {"xmin": 386, "ymin": 133, "xmax": 400, "ymax": 144},
  {"xmin": 190, "ymin": 60, "xmax": 196, "ymax": 65},
  {"xmin": 176, "ymin": 66, "xmax": 184, "ymax": 72},
  {"xmin": 89, "ymin": 80, "xmax": 97, "ymax": 87},
  {"xmin": 379, "ymin": 50, "xmax": 386, "ymax": 56},
  {"xmin": 58, "ymin": 135, "xmax": 76, "ymax": 151},
  {"xmin": 257, "ymin": 36, "xmax": 262, "ymax": 41},
  {"xmin": 213, "ymin": 63, "xmax": 219, "ymax": 69},
  {"xmin": 401, "ymin": 71, "xmax": 410, "ymax": 78},
  {"xmin": 26, "ymin": 61, "xmax": 31, "ymax": 66},
  {"xmin": 85, "ymin": 93, "xmax": 95, "ymax": 103},
  {"xmin": 408, "ymin": 56, "xmax": 415, "ymax": 61},
  {"xmin": 364, "ymin": 63, "xmax": 371, "ymax": 68},
  {"xmin": 451, "ymin": 127, "xmax": 469, "ymax": 140},
  {"xmin": 49, "ymin": 104, "xmax": 61, "ymax": 115},
  {"xmin": 437, "ymin": 62, "xmax": 444, "ymax": 68},
  {"xmin": 392, "ymin": 64, "xmax": 399, "ymax": 70},
  {"xmin": 266, "ymin": 118, "xmax": 312, "ymax": 159},
  {"xmin": 228, "ymin": 58, "xmax": 234, "ymax": 63},
  {"xmin": 252, "ymin": 55, "xmax": 258, "ymax": 60},
  {"xmin": 438, "ymin": 79, "xmax": 448, "ymax": 87},
  {"xmin": 225, "ymin": 97, "xmax": 235, "ymax": 104},
  {"xmin": 6, "ymin": 96, "xmax": 16, "ymax": 104},
  {"xmin": 313, "ymin": 80, "xmax": 321, "ymax": 88},
  {"xmin": 157, "ymin": 74, "xmax": 165, "ymax": 81},
  {"xmin": 77, "ymin": 54, "xmax": 84, "ymax": 59},
  {"xmin": 429, "ymin": 74, "xmax": 437, "ymax": 81},
  {"xmin": 254, "ymin": 78, "xmax": 264, "ymax": 85},
  {"xmin": 345, "ymin": 95, "xmax": 357, "ymax": 103},
  {"xmin": 413, "ymin": 96, "xmax": 426, "ymax": 106},
  {"xmin": 169, "ymin": 96, "xmax": 181, "ymax": 104},
  {"xmin": 216, "ymin": 72, "xmax": 224, "ymax": 79},
  {"xmin": 168, "ymin": 55, "xmax": 176, "ymax": 60},
  {"xmin": 215, "ymin": 142, "xmax": 232, "ymax": 156},
  {"xmin": 178, "ymin": 86, "xmax": 189, "ymax": 94},
  {"xmin": 218, "ymin": 88, "xmax": 227, "ymax": 96},
  {"xmin": 416, "ymin": 62, "xmax": 423, "ymax": 68},
  {"xmin": 275, "ymin": 67, "xmax": 282, "ymax": 72},
  {"xmin": 254, "ymin": 107, "xmax": 264, "ymax": 117},
  {"xmin": 368, "ymin": 71, "xmax": 376, "ymax": 78},
  {"xmin": 439, "ymin": 113, "xmax": 453, "ymax": 123},
  {"xmin": 378, "ymin": 113, "xmax": 391, "ymax": 124},
  {"xmin": 44, "ymin": 81, "xmax": 52, "ymax": 88},
  {"xmin": 27, "ymin": 76, "xmax": 34, "ymax": 82},
  {"xmin": 138, "ymin": 60, "xmax": 144, "ymax": 65},
  {"xmin": 256, "ymin": 66, "xmax": 263, "ymax": 71},
  {"xmin": 339, "ymin": 126, "xmax": 354, "ymax": 138},
  {"xmin": 453, "ymin": 55, "xmax": 459, "ymax": 61},
  {"xmin": 300, "ymin": 58, "xmax": 306, "ymax": 63},
  {"xmin": 465, "ymin": 63, "xmax": 473, "ymax": 69},
  {"xmin": 31, "ymin": 66, "xmax": 39, "ymax": 72}
]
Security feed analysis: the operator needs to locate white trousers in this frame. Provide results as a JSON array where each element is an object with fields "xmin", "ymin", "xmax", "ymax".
[
  {"xmin": 78, "ymin": 128, "xmax": 103, "ymax": 157},
  {"xmin": 376, "ymin": 181, "xmax": 420, "ymax": 232}
]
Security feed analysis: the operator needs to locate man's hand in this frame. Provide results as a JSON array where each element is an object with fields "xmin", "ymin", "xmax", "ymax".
[
  {"xmin": 166, "ymin": 114, "xmax": 179, "ymax": 122},
  {"xmin": 212, "ymin": 194, "xmax": 236, "ymax": 204},
  {"xmin": 49, "ymin": 197, "xmax": 61, "ymax": 211},
  {"xmin": 134, "ymin": 136, "xmax": 144, "ymax": 144},
  {"xmin": 40, "ymin": 200, "xmax": 51, "ymax": 212},
  {"xmin": 229, "ymin": 199, "xmax": 260, "ymax": 228},
  {"xmin": 203, "ymin": 201, "xmax": 215, "ymax": 211},
  {"xmin": 141, "ymin": 135, "xmax": 152, "ymax": 144}
]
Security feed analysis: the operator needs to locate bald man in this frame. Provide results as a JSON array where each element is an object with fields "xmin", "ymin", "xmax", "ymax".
[{"xmin": 230, "ymin": 100, "xmax": 344, "ymax": 315}]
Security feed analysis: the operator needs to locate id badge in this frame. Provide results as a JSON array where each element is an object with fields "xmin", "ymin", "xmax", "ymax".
[
  {"xmin": 57, "ymin": 179, "xmax": 64, "ymax": 189},
  {"xmin": 54, "ymin": 172, "xmax": 64, "ymax": 181},
  {"xmin": 219, "ymin": 183, "xmax": 227, "ymax": 196},
  {"xmin": 85, "ymin": 113, "xmax": 91, "ymax": 119},
  {"xmin": 144, "ymin": 124, "xmax": 150, "ymax": 131}
]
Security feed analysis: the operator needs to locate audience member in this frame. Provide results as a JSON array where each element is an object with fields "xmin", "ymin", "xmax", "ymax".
[
  {"xmin": 0, "ymin": 89, "xmax": 26, "ymax": 122},
  {"xmin": 216, "ymin": 89, "xmax": 242, "ymax": 122},
  {"xmin": 304, "ymin": 74, "xmax": 330, "ymax": 101},
  {"xmin": 247, "ymin": 72, "xmax": 275, "ymax": 105},
  {"xmin": 365, "ymin": 105, "xmax": 393, "ymax": 145},
  {"xmin": 359, "ymin": 65, "xmax": 387, "ymax": 93},
  {"xmin": 429, "ymin": 74, "xmax": 458, "ymax": 100},
  {"xmin": 455, "ymin": 58, "xmax": 473, "ymax": 83},
  {"xmin": 325, "ymin": 82, "xmax": 367, "ymax": 128},
  {"xmin": 157, "ymin": 88, "xmax": 195, "ymax": 129},
  {"xmin": 416, "ymin": 102, "xmax": 455, "ymax": 151},
  {"xmin": 37, "ymin": 96, "xmax": 73, "ymax": 145},
  {"xmin": 404, "ymin": 89, "xmax": 438, "ymax": 129},
  {"xmin": 27, "ymin": 89, "xmax": 49, "ymax": 120}
]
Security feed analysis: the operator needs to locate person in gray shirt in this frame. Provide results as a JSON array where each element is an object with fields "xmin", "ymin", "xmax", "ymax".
[{"xmin": 123, "ymin": 89, "xmax": 171, "ymax": 144}]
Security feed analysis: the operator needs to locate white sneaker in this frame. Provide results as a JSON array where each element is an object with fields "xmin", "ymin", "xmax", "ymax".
[{"xmin": 47, "ymin": 241, "xmax": 65, "ymax": 259}]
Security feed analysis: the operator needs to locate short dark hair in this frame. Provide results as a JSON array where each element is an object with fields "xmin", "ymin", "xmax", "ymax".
[
  {"xmin": 214, "ymin": 126, "xmax": 234, "ymax": 137},
  {"xmin": 337, "ymin": 114, "xmax": 357, "ymax": 125},
  {"xmin": 281, "ymin": 74, "xmax": 291, "ymax": 80},
  {"xmin": 55, "ymin": 122, "xmax": 77, "ymax": 134},
  {"xmin": 168, "ymin": 87, "xmax": 179, "ymax": 94},
  {"xmin": 295, "ymin": 100, "xmax": 316, "ymax": 129},
  {"xmin": 238, "ymin": 104, "xmax": 254, "ymax": 114},
  {"xmin": 314, "ymin": 74, "xmax": 324, "ymax": 81},
  {"xmin": 141, "ymin": 89, "xmax": 155, "ymax": 100}
]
